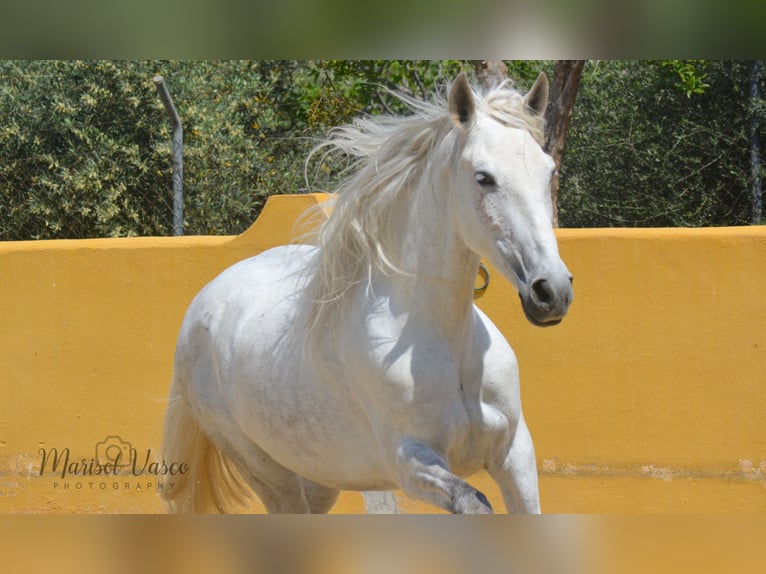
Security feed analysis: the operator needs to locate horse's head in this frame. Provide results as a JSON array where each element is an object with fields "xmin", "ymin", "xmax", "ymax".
[{"xmin": 448, "ymin": 73, "xmax": 573, "ymax": 326}]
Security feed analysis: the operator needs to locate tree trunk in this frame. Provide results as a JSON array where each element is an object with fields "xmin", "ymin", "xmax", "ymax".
[{"xmin": 545, "ymin": 60, "xmax": 585, "ymax": 227}]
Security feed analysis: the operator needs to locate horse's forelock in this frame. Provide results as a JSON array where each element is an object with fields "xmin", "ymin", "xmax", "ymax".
[{"xmin": 481, "ymin": 84, "xmax": 546, "ymax": 146}]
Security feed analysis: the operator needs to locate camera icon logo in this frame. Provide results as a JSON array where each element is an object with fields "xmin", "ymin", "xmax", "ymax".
[{"xmin": 95, "ymin": 435, "xmax": 133, "ymax": 471}]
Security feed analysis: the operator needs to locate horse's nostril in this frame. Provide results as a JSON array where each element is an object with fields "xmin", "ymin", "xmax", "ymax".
[{"xmin": 531, "ymin": 278, "xmax": 554, "ymax": 305}]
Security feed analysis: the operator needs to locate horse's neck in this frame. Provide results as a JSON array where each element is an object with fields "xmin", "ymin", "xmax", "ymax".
[{"xmin": 388, "ymin": 178, "xmax": 479, "ymax": 345}]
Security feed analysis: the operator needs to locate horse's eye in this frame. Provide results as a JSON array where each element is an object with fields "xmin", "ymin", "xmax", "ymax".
[{"xmin": 475, "ymin": 171, "xmax": 496, "ymax": 188}]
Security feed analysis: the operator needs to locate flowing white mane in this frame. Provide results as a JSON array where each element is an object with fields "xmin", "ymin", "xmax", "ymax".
[{"xmin": 302, "ymin": 78, "xmax": 545, "ymax": 329}]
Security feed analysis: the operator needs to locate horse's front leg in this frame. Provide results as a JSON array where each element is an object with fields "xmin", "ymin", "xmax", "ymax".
[
  {"xmin": 394, "ymin": 437, "xmax": 494, "ymax": 514},
  {"xmin": 486, "ymin": 415, "xmax": 541, "ymax": 514}
]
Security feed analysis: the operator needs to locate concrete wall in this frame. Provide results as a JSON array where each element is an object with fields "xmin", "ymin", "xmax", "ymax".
[{"xmin": 1, "ymin": 193, "xmax": 765, "ymax": 513}]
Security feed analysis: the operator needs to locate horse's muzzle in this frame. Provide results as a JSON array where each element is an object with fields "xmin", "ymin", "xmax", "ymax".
[{"xmin": 519, "ymin": 274, "xmax": 573, "ymax": 327}]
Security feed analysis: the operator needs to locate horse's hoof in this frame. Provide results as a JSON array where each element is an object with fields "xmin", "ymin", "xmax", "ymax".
[
  {"xmin": 474, "ymin": 490, "xmax": 493, "ymax": 512},
  {"xmin": 453, "ymin": 489, "xmax": 494, "ymax": 514}
]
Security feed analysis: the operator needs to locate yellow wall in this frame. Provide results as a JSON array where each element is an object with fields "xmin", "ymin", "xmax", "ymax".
[{"xmin": 1, "ymin": 193, "xmax": 765, "ymax": 513}]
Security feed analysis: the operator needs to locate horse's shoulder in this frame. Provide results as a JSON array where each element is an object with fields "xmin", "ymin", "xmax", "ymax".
[
  {"xmin": 468, "ymin": 304, "xmax": 519, "ymax": 400},
  {"xmin": 471, "ymin": 305, "xmax": 515, "ymax": 356}
]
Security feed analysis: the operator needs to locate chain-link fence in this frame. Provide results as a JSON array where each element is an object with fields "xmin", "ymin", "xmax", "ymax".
[
  {"xmin": 0, "ymin": 61, "xmax": 177, "ymax": 240},
  {"xmin": 0, "ymin": 61, "xmax": 318, "ymax": 240}
]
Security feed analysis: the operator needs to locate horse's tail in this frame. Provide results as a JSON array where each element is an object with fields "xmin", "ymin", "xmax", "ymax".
[{"xmin": 160, "ymin": 373, "xmax": 251, "ymax": 513}]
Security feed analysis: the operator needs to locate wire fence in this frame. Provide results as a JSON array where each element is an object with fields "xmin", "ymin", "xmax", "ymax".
[
  {"xmin": 1, "ymin": 64, "xmax": 179, "ymax": 240},
  {"xmin": 0, "ymin": 61, "xmax": 314, "ymax": 241}
]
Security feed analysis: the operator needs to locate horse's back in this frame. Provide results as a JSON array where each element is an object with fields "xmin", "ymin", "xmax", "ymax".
[
  {"xmin": 186, "ymin": 243, "xmax": 313, "ymax": 318},
  {"xmin": 189, "ymin": 243, "xmax": 315, "ymax": 312},
  {"xmin": 173, "ymin": 244, "xmax": 315, "ymax": 406}
]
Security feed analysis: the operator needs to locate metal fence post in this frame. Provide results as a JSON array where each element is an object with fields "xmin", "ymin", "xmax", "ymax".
[{"xmin": 153, "ymin": 75, "xmax": 184, "ymax": 236}]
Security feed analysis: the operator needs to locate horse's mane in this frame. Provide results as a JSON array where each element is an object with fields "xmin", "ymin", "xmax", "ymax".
[{"xmin": 301, "ymin": 78, "xmax": 545, "ymax": 332}]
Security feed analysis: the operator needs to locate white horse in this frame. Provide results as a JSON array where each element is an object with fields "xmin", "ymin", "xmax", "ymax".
[{"xmin": 161, "ymin": 73, "xmax": 573, "ymax": 514}]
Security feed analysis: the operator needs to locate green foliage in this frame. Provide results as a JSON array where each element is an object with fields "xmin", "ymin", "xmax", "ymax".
[
  {"xmin": 158, "ymin": 61, "xmax": 315, "ymax": 235},
  {"xmin": 660, "ymin": 60, "xmax": 711, "ymax": 97},
  {"xmin": 0, "ymin": 60, "xmax": 763, "ymax": 238},
  {"xmin": 301, "ymin": 60, "xmax": 550, "ymax": 128},
  {"xmin": 303, "ymin": 60, "xmax": 472, "ymax": 124},
  {"xmin": 0, "ymin": 60, "xmax": 486, "ymax": 239},
  {"xmin": 559, "ymin": 60, "xmax": 763, "ymax": 227},
  {"xmin": 0, "ymin": 61, "xmax": 170, "ymax": 239},
  {"xmin": 0, "ymin": 60, "xmax": 320, "ymax": 239}
]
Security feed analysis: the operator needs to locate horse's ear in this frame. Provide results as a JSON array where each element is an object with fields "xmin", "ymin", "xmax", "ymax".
[
  {"xmin": 449, "ymin": 73, "xmax": 475, "ymax": 129},
  {"xmin": 524, "ymin": 72, "xmax": 549, "ymax": 116}
]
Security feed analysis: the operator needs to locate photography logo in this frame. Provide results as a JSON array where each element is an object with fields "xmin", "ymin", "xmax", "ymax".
[
  {"xmin": 94, "ymin": 435, "xmax": 133, "ymax": 473},
  {"xmin": 37, "ymin": 435, "xmax": 189, "ymax": 493}
]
